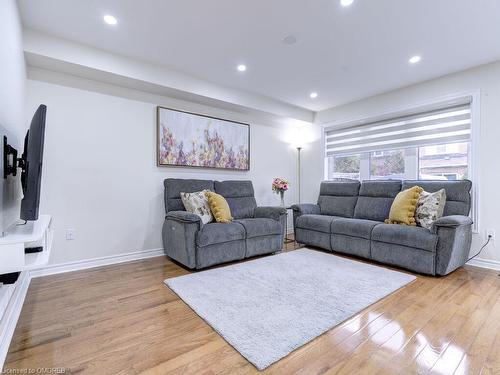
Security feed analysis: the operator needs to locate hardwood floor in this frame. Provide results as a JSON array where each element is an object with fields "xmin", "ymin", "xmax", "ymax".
[{"xmin": 4, "ymin": 238, "xmax": 500, "ymax": 374}]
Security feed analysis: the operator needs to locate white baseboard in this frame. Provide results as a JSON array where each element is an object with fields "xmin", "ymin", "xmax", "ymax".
[
  {"xmin": 30, "ymin": 248, "xmax": 164, "ymax": 278},
  {"xmin": 0, "ymin": 272, "xmax": 31, "ymax": 370},
  {"xmin": 467, "ymin": 257, "xmax": 500, "ymax": 271},
  {"xmin": 0, "ymin": 286, "xmax": 14, "ymax": 322}
]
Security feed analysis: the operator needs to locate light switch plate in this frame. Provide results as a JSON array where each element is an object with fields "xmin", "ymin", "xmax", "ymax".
[{"xmin": 66, "ymin": 228, "xmax": 76, "ymax": 240}]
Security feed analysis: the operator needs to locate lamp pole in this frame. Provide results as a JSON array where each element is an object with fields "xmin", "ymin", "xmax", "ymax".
[{"xmin": 297, "ymin": 146, "xmax": 302, "ymax": 204}]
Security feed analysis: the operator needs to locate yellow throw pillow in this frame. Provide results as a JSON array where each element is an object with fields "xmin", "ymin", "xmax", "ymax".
[
  {"xmin": 385, "ymin": 186, "xmax": 423, "ymax": 226},
  {"xmin": 205, "ymin": 191, "xmax": 233, "ymax": 223}
]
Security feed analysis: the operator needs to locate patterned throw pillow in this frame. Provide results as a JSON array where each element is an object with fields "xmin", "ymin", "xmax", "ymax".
[
  {"xmin": 180, "ymin": 190, "xmax": 213, "ymax": 224},
  {"xmin": 416, "ymin": 189, "xmax": 447, "ymax": 229}
]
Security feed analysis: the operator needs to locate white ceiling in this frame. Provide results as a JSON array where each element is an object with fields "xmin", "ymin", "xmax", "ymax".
[{"xmin": 18, "ymin": 0, "xmax": 500, "ymax": 112}]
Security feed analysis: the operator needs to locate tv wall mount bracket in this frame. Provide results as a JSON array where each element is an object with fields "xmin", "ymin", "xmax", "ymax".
[{"xmin": 3, "ymin": 135, "xmax": 26, "ymax": 179}]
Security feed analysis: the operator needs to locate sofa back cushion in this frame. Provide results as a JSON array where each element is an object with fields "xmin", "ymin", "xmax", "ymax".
[
  {"xmin": 402, "ymin": 180, "xmax": 472, "ymax": 216},
  {"xmin": 214, "ymin": 180, "xmax": 257, "ymax": 219},
  {"xmin": 164, "ymin": 178, "xmax": 215, "ymax": 213},
  {"xmin": 354, "ymin": 180, "xmax": 402, "ymax": 222},
  {"xmin": 317, "ymin": 181, "xmax": 360, "ymax": 218}
]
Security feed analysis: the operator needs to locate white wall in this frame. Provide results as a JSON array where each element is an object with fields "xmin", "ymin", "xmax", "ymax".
[
  {"xmin": 309, "ymin": 61, "xmax": 500, "ymax": 264},
  {"xmin": 0, "ymin": 0, "xmax": 26, "ymax": 234},
  {"xmin": 26, "ymin": 73, "xmax": 306, "ymax": 265}
]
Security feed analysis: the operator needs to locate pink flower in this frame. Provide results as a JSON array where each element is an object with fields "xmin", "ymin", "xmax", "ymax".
[{"xmin": 271, "ymin": 177, "xmax": 290, "ymax": 193}]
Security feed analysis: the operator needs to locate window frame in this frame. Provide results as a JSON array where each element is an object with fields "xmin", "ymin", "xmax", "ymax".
[{"xmin": 323, "ymin": 91, "xmax": 480, "ymax": 233}]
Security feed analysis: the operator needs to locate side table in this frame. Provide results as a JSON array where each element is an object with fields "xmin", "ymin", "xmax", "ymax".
[{"xmin": 284, "ymin": 207, "xmax": 294, "ymax": 244}]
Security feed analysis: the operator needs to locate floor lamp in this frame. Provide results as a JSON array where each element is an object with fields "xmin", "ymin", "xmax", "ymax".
[{"xmin": 297, "ymin": 146, "xmax": 302, "ymax": 204}]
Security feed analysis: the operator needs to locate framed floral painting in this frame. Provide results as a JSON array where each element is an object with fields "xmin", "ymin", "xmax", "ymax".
[{"xmin": 157, "ymin": 106, "xmax": 250, "ymax": 170}]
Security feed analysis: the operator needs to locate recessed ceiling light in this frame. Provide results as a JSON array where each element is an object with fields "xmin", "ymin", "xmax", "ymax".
[
  {"xmin": 310, "ymin": 92, "xmax": 318, "ymax": 99},
  {"xmin": 340, "ymin": 0, "xmax": 354, "ymax": 7},
  {"xmin": 409, "ymin": 55, "xmax": 421, "ymax": 64},
  {"xmin": 103, "ymin": 15, "xmax": 118, "ymax": 25},
  {"xmin": 283, "ymin": 35, "xmax": 298, "ymax": 45},
  {"xmin": 237, "ymin": 64, "xmax": 247, "ymax": 72}
]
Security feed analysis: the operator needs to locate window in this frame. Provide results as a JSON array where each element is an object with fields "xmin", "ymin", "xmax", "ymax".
[
  {"xmin": 328, "ymin": 154, "xmax": 360, "ymax": 180},
  {"xmin": 370, "ymin": 149, "xmax": 405, "ymax": 180},
  {"xmin": 418, "ymin": 142, "xmax": 469, "ymax": 180},
  {"xmin": 326, "ymin": 142, "xmax": 470, "ymax": 182}
]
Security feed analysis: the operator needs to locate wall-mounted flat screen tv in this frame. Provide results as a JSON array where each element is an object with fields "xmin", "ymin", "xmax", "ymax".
[
  {"xmin": 20, "ymin": 104, "xmax": 46, "ymax": 221},
  {"xmin": 2, "ymin": 104, "xmax": 46, "ymax": 225}
]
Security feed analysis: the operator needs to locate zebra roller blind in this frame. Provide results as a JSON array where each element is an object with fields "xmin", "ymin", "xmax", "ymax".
[{"xmin": 325, "ymin": 103, "xmax": 471, "ymax": 157}]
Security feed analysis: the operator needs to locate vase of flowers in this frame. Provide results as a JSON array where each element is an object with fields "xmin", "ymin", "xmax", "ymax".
[{"xmin": 272, "ymin": 177, "xmax": 289, "ymax": 207}]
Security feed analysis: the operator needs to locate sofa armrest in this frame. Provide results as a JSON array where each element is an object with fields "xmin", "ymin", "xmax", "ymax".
[
  {"xmin": 166, "ymin": 211, "xmax": 202, "ymax": 226},
  {"xmin": 290, "ymin": 203, "xmax": 320, "ymax": 215},
  {"xmin": 290, "ymin": 204, "xmax": 321, "ymax": 233},
  {"xmin": 432, "ymin": 215, "xmax": 473, "ymax": 276},
  {"xmin": 431, "ymin": 215, "xmax": 473, "ymax": 234},
  {"xmin": 254, "ymin": 206, "xmax": 287, "ymax": 238},
  {"xmin": 163, "ymin": 211, "xmax": 201, "ymax": 269},
  {"xmin": 254, "ymin": 206, "xmax": 287, "ymax": 221}
]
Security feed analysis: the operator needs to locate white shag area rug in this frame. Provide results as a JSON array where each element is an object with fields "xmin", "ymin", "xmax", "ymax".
[{"xmin": 164, "ymin": 249, "xmax": 416, "ymax": 370}]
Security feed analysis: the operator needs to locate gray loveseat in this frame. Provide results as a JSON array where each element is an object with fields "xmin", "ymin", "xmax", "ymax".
[
  {"xmin": 162, "ymin": 178, "xmax": 286, "ymax": 269},
  {"xmin": 292, "ymin": 180, "xmax": 473, "ymax": 275}
]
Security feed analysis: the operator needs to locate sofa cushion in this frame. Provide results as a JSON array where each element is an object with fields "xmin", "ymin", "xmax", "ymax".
[
  {"xmin": 354, "ymin": 180, "xmax": 402, "ymax": 221},
  {"xmin": 245, "ymin": 236, "xmax": 283, "ymax": 257},
  {"xmin": 402, "ymin": 180, "xmax": 472, "ymax": 216},
  {"xmin": 331, "ymin": 235, "xmax": 371, "ymax": 259},
  {"xmin": 197, "ymin": 222, "xmax": 245, "ymax": 247},
  {"xmin": 214, "ymin": 180, "xmax": 257, "ymax": 219},
  {"xmin": 196, "ymin": 241, "xmax": 246, "ymax": 269},
  {"xmin": 331, "ymin": 218, "xmax": 380, "ymax": 240},
  {"xmin": 371, "ymin": 223, "xmax": 438, "ymax": 252},
  {"xmin": 235, "ymin": 218, "xmax": 282, "ymax": 238},
  {"xmin": 371, "ymin": 241, "xmax": 436, "ymax": 275},
  {"xmin": 295, "ymin": 228, "xmax": 332, "ymax": 250},
  {"xmin": 295, "ymin": 214, "xmax": 338, "ymax": 233},
  {"xmin": 317, "ymin": 181, "xmax": 360, "ymax": 218},
  {"xmin": 318, "ymin": 196, "xmax": 359, "ymax": 218},
  {"xmin": 164, "ymin": 178, "xmax": 214, "ymax": 213},
  {"xmin": 319, "ymin": 181, "xmax": 360, "ymax": 196}
]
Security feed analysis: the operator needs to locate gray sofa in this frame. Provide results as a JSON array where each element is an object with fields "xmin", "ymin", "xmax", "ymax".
[
  {"xmin": 162, "ymin": 178, "xmax": 286, "ymax": 269},
  {"xmin": 292, "ymin": 180, "xmax": 473, "ymax": 276}
]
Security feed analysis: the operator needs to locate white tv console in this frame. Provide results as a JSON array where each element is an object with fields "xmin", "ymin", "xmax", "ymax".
[
  {"xmin": 0, "ymin": 215, "xmax": 52, "ymax": 369},
  {"xmin": 0, "ymin": 215, "xmax": 53, "ymax": 275}
]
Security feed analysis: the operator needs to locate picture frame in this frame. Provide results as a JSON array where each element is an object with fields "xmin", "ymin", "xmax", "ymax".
[{"xmin": 156, "ymin": 106, "xmax": 250, "ymax": 171}]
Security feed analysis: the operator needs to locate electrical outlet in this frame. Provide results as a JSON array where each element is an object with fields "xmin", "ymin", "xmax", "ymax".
[
  {"xmin": 66, "ymin": 228, "xmax": 76, "ymax": 240},
  {"xmin": 486, "ymin": 229, "xmax": 495, "ymax": 241}
]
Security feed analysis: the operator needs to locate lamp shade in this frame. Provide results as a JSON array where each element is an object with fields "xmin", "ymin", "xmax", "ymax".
[{"xmin": 288, "ymin": 126, "xmax": 309, "ymax": 148}]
